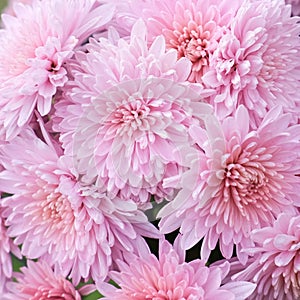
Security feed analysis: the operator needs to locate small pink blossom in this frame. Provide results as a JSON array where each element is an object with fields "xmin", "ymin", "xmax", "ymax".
[
  {"xmin": 159, "ymin": 105, "xmax": 300, "ymax": 263},
  {"xmin": 99, "ymin": 239, "xmax": 256, "ymax": 299},
  {"xmin": 0, "ymin": 128, "xmax": 159, "ymax": 287},
  {"xmin": 232, "ymin": 212, "xmax": 300, "ymax": 300},
  {"xmin": 3, "ymin": 260, "xmax": 81, "ymax": 300},
  {"xmin": 0, "ymin": 0, "xmax": 115, "ymax": 140}
]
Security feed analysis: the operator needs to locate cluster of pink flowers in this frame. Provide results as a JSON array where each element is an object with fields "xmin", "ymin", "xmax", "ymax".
[{"xmin": 0, "ymin": 0, "xmax": 299, "ymax": 299}]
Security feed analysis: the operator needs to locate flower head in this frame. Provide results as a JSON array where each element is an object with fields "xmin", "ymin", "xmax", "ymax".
[
  {"xmin": 202, "ymin": 0, "xmax": 300, "ymax": 125},
  {"xmin": 0, "ymin": 0, "xmax": 115, "ymax": 140},
  {"xmin": 159, "ymin": 105, "xmax": 300, "ymax": 263},
  {"xmin": 3, "ymin": 260, "xmax": 81, "ymax": 300},
  {"xmin": 99, "ymin": 239, "xmax": 255, "ymax": 299},
  {"xmin": 232, "ymin": 212, "xmax": 300, "ymax": 300},
  {"xmin": 53, "ymin": 20, "xmax": 213, "ymax": 204},
  {"xmin": 0, "ymin": 128, "xmax": 159, "ymax": 286}
]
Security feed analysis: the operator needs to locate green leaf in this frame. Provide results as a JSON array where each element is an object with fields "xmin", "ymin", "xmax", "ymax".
[
  {"xmin": 77, "ymin": 280, "xmax": 104, "ymax": 299},
  {"xmin": 80, "ymin": 280, "xmax": 118, "ymax": 299},
  {"xmin": 82, "ymin": 290, "xmax": 103, "ymax": 299},
  {"xmin": 11, "ymin": 254, "xmax": 26, "ymax": 272}
]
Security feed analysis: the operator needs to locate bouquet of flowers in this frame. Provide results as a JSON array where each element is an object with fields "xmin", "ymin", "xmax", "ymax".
[{"xmin": 0, "ymin": 0, "xmax": 300, "ymax": 299}]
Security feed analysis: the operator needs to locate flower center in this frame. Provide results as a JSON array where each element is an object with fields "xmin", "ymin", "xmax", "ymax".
[
  {"xmin": 218, "ymin": 140, "xmax": 281, "ymax": 219},
  {"xmin": 176, "ymin": 27, "xmax": 208, "ymax": 63},
  {"xmin": 108, "ymin": 97, "xmax": 152, "ymax": 136},
  {"xmin": 41, "ymin": 192, "xmax": 70, "ymax": 223},
  {"xmin": 114, "ymin": 100, "xmax": 148, "ymax": 124},
  {"xmin": 173, "ymin": 22, "xmax": 210, "ymax": 67},
  {"xmin": 224, "ymin": 162, "xmax": 267, "ymax": 205},
  {"xmin": 216, "ymin": 58, "xmax": 237, "ymax": 78},
  {"xmin": 32, "ymin": 179, "xmax": 74, "ymax": 228}
]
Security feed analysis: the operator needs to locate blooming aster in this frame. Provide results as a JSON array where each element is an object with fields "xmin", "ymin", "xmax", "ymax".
[
  {"xmin": 0, "ymin": 0, "xmax": 115, "ymax": 140},
  {"xmin": 0, "ymin": 127, "xmax": 159, "ymax": 287},
  {"xmin": 202, "ymin": 0, "xmax": 300, "ymax": 125},
  {"xmin": 99, "ymin": 239, "xmax": 256, "ymax": 299},
  {"xmin": 232, "ymin": 212, "xmax": 300, "ymax": 300},
  {"xmin": 159, "ymin": 105, "xmax": 300, "ymax": 263},
  {"xmin": 3, "ymin": 260, "xmax": 81, "ymax": 299},
  {"xmin": 53, "ymin": 20, "xmax": 213, "ymax": 204}
]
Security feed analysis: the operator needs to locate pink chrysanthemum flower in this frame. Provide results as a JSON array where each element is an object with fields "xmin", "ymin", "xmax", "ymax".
[
  {"xmin": 3, "ymin": 260, "xmax": 81, "ymax": 300},
  {"xmin": 0, "ymin": 128, "xmax": 159, "ymax": 287},
  {"xmin": 202, "ymin": 0, "xmax": 300, "ymax": 125},
  {"xmin": 232, "ymin": 212, "xmax": 300, "ymax": 300},
  {"xmin": 159, "ymin": 105, "xmax": 300, "ymax": 263},
  {"xmin": 127, "ymin": 0, "xmax": 243, "ymax": 83},
  {"xmin": 0, "ymin": 0, "xmax": 115, "ymax": 140},
  {"xmin": 53, "ymin": 20, "xmax": 213, "ymax": 204},
  {"xmin": 99, "ymin": 239, "xmax": 256, "ymax": 299},
  {"xmin": 0, "ymin": 206, "xmax": 21, "ymax": 294}
]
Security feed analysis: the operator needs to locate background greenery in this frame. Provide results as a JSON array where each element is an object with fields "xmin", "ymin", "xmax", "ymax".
[{"xmin": 0, "ymin": 0, "xmax": 7, "ymax": 11}]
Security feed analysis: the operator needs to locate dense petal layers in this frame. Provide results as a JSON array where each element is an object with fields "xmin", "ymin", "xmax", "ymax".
[
  {"xmin": 53, "ymin": 20, "xmax": 213, "ymax": 204},
  {"xmin": 159, "ymin": 105, "xmax": 300, "ymax": 263},
  {"xmin": 99, "ymin": 239, "xmax": 255, "ymax": 299},
  {"xmin": 232, "ymin": 213, "xmax": 300, "ymax": 300},
  {"xmin": 202, "ymin": 0, "xmax": 300, "ymax": 126},
  {"xmin": 0, "ymin": 128, "xmax": 159, "ymax": 287},
  {"xmin": 3, "ymin": 260, "xmax": 81, "ymax": 300},
  {"xmin": 117, "ymin": 0, "xmax": 243, "ymax": 83},
  {"xmin": 0, "ymin": 0, "xmax": 299, "ymax": 297},
  {"xmin": 111, "ymin": 0, "xmax": 300, "ymax": 126},
  {"xmin": 0, "ymin": 0, "xmax": 115, "ymax": 140}
]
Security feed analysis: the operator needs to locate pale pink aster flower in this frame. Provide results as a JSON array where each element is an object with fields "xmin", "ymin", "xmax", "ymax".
[
  {"xmin": 0, "ymin": 0, "xmax": 115, "ymax": 140},
  {"xmin": 0, "ymin": 128, "xmax": 159, "ymax": 286},
  {"xmin": 3, "ymin": 260, "xmax": 81, "ymax": 300},
  {"xmin": 159, "ymin": 105, "xmax": 300, "ymax": 263},
  {"xmin": 232, "ymin": 212, "xmax": 300, "ymax": 300},
  {"xmin": 0, "ymin": 206, "xmax": 21, "ymax": 294},
  {"xmin": 202, "ymin": 0, "xmax": 300, "ymax": 125},
  {"xmin": 53, "ymin": 20, "xmax": 213, "ymax": 204},
  {"xmin": 99, "ymin": 239, "xmax": 256, "ymax": 299}
]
